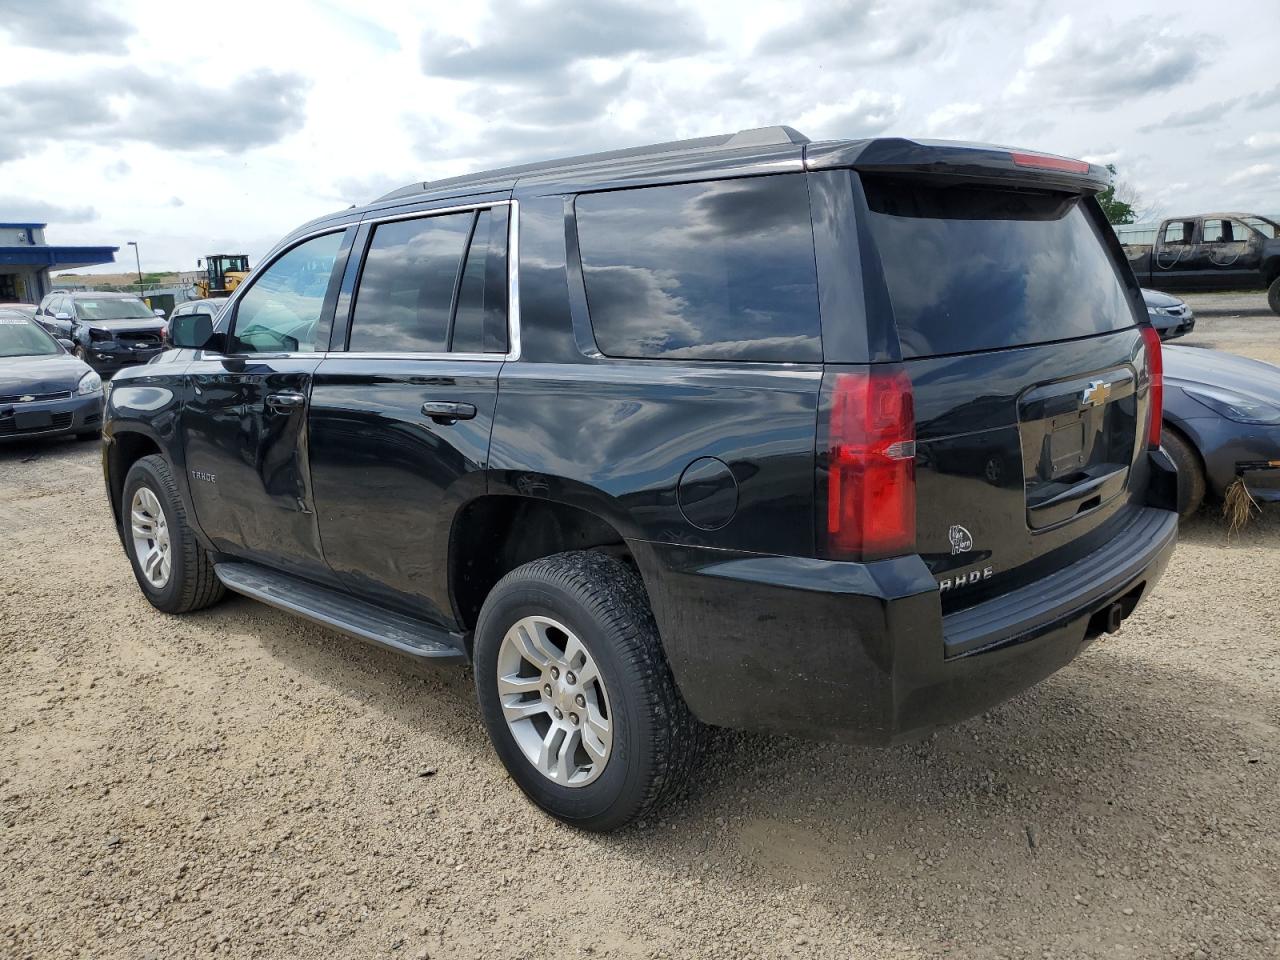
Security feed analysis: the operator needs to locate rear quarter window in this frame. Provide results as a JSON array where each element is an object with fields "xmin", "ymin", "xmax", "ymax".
[
  {"xmin": 863, "ymin": 177, "xmax": 1138, "ymax": 359},
  {"xmin": 575, "ymin": 174, "xmax": 821, "ymax": 362}
]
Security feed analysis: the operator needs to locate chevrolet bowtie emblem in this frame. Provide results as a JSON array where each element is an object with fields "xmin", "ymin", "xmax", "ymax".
[
  {"xmin": 1080, "ymin": 380, "xmax": 1112, "ymax": 408},
  {"xmin": 19, "ymin": 395, "xmax": 34, "ymax": 403}
]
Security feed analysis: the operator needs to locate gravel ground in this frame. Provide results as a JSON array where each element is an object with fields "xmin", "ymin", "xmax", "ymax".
[
  {"xmin": 3, "ymin": 308, "xmax": 1278, "ymax": 960},
  {"xmin": 1178, "ymin": 290, "xmax": 1276, "ymax": 320}
]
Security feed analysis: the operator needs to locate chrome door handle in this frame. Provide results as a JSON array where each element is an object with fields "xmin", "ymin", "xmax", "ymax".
[
  {"xmin": 421, "ymin": 400, "xmax": 477, "ymax": 423},
  {"xmin": 265, "ymin": 391, "xmax": 306, "ymax": 414}
]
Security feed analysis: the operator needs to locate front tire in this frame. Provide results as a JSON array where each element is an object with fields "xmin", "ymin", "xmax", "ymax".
[
  {"xmin": 122, "ymin": 454, "xmax": 224, "ymax": 614},
  {"xmin": 1268, "ymin": 276, "xmax": 1280, "ymax": 317},
  {"xmin": 1162, "ymin": 427, "xmax": 1205, "ymax": 520},
  {"xmin": 473, "ymin": 551, "xmax": 704, "ymax": 831}
]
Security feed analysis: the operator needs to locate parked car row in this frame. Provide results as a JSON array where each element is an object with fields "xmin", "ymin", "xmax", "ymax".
[
  {"xmin": 34, "ymin": 291, "xmax": 168, "ymax": 376},
  {"xmin": 0, "ymin": 308, "xmax": 104, "ymax": 442}
]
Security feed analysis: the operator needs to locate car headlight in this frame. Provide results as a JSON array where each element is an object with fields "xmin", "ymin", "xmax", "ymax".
[
  {"xmin": 1150, "ymin": 306, "xmax": 1179, "ymax": 317},
  {"xmin": 1186, "ymin": 387, "xmax": 1280, "ymax": 425},
  {"xmin": 77, "ymin": 370, "xmax": 103, "ymax": 396}
]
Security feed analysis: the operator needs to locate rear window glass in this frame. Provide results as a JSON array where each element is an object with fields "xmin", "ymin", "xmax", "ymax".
[
  {"xmin": 575, "ymin": 175, "xmax": 821, "ymax": 362},
  {"xmin": 863, "ymin": 178, "xmax": 1137, "ymax": 359}
]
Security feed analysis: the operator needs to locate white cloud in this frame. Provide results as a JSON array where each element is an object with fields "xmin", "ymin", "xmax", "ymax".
[
  {"xmin": 1224, "ymin": 163, "xmax": 1278, "ymax": 186},
  {"xmin": 1, "ymin": 0, "xmax": 1275, "ymax": 273}
]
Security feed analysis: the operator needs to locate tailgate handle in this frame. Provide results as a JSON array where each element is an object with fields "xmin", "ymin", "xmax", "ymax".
[{"xmin": 421, "ymin": 400, "xmax": 477, "ymax": 424}]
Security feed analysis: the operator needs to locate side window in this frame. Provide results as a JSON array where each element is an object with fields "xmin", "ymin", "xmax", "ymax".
[
  {"xmin": 1162, "ymin": 221, "xmax": 1194, "ymax": 245},
  {"xmin": 1202, "ymin": 219, "xmax": 1228, "ymax": 243},
  {"xmin": 232, "ymin": 231, "xmax": 344, "ymax": 353},
  {"xmin": 346, "ymin": 206, "xmax": 508, "ymax": 355},
  {"xmin": 574, "ymin": 174, "xmax": 821, "ymax": 362}
]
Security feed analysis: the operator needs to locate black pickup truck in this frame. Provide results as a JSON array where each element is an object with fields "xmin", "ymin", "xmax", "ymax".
[
  {"xmin": 1118, "ymin": 213, "xmax": 1280, "ymax": 314},
  {"xmin": 102, "ymin": 129, "xmax": 1179, "ymax": 830}
]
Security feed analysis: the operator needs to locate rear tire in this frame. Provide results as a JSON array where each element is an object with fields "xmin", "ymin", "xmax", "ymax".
[
  {"xmin": 473, "ymin": 551, "xmax": 705, "ymax": 831},
  {"xmin": 1162, "ymin": 427, "xmax": 1206, "ymax": 520},
  {"xmin": 122, "ymin": 454, "xmax": 224, "ymax": 614},
  {"xmin": 1268, "ymin": 276, "xmax": 1280, "ymax": 317}
]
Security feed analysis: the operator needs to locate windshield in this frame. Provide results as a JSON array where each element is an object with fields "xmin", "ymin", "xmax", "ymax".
[
  {"xmin": 0, "ymin": 314, "xmax": 60, "ymax": 357},
  {"xmin": 863, "ymin": 177, "xmax": 1137, "ymax": 358},
  {"xmin": 74, "ymin": 298, "xmax": 154, "ymax": 321},
  {"xmin": 1242, "ymin": 216, "xmax": 1279, "ymax": 239}
]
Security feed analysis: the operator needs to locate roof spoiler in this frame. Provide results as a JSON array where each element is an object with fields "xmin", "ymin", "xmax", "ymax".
[{"xmin": 805, "ymin": 137, "xmax": 1111, "ymax": 194}]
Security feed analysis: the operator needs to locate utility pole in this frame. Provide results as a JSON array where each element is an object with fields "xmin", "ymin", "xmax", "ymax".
[{"xmin": 127, "ymin": 241, "xmax": 142, "ymax": 286}]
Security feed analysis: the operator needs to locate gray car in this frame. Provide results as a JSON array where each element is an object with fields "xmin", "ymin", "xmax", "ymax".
[
  {"xmin": 1162, "ymin": 345, "xmax": 1280, "ymax": 517},
  {"xmin": 1143, "ymin": 288, "xmax": 1195, "ymax": 341}
]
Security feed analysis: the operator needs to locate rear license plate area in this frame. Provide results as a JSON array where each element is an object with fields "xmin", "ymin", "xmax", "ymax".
[{"xmin": 1048, "ymin": 417, "xmax": 1086, "ymax": 477}]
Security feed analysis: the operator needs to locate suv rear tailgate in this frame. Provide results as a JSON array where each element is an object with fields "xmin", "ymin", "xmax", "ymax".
[{"xmin": 844, "ymin": 153, "xmax": 1158, "ymax": 616}]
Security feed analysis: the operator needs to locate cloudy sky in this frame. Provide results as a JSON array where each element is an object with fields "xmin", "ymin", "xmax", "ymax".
[{"xmin": 1, "ymin": 0, "xmax": 1276, "ymax": 274}]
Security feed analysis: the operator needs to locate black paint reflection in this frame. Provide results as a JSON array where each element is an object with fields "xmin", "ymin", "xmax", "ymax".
[
  {"xmin": 575, "ymin": 174, "xmax": 821, "ymax": 362},
  {"xmin": 349, "ymin": 213, "xmax": 472, "ymax": 353}
]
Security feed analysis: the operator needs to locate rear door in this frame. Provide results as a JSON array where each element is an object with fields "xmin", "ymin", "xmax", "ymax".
[
  {"xmin": 182, "ymin": 228, "xmax": 352, "ymax": 580},
  {"xmin": 1200, "ymin": 217, "xmax": 1264, "ymax": 287},
  {"xmin": 307, "ymin": 202, "xmax": 510, "ymax": 627},
  {"xmin": 854, "ymin": 172, "xmax": 1154, "ymax": 613}
]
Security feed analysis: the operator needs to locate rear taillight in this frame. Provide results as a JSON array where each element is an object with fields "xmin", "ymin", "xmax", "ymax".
[
  {"xmin": 822, "ymin": 367, "xmax": 916, "ymax": 561},
  {"xmin": 1140, "ymin": 325, "xmax": 1163, "ymax": 448}
]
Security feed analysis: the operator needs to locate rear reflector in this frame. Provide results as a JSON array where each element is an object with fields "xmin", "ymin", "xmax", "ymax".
[
  {"xmin": 1010, "ymin": 151, "xmax": 1091, "ymax": 174},
  {"xmin": 823, "ymin": 368, "xmax": 916, "ymax": 561},
  {"xmin": 1140, "ymin": 325, "xmax": 1163, "ymax": 449}
]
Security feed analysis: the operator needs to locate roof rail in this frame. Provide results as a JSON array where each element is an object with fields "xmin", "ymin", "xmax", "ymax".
[
  {"xmin": 376, "ymin": 125, "xmax": 810, "ymax": 202},
  {"xmin": 724, "ymin": 126, "xmax": 810, "ymax": 147}
]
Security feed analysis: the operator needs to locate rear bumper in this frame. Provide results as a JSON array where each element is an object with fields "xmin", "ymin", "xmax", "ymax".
[{"xmin": 639, "ymin": 504, "xmax": 1178, "ymax": 745}]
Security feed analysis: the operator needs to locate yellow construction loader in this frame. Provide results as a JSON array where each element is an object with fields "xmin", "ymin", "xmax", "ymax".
[{"xmin": 195, "ymin": 254, "xmax": 250, "ymax": 298}]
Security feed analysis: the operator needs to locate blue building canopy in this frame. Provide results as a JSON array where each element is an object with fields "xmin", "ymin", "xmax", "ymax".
[{"xmin": 0, "ymin": 245, "xmax": 118, "ymax": 269}]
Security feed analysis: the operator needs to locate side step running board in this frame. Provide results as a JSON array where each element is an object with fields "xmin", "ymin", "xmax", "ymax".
[{"xmin": 214, "ymin": 561, "xmax": 467, "ymax": 663}]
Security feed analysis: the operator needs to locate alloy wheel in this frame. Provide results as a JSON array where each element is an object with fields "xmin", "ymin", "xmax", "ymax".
[
  {"xmin": 495, "ymin": 615, "xmax": 613, "ymax": 787},
  {"xmin": 130, "ymin": 486, "xmax": 171, "ymax": 588}
]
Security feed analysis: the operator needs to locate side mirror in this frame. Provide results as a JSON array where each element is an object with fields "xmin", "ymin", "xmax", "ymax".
[
  {"xmin": 153, "ymin": 308, "xmax": 166, "ymax": 317},
  {"xmin": 170, "ymin": 312, "xmax": 215, "ymax": 349},
  {"xmin": 57, "ymin": 338, "xmax": 75, "ymax": 352},
  {"xmin": 55, "ymin": 311, "xmax": 72, "ymax": 321}
]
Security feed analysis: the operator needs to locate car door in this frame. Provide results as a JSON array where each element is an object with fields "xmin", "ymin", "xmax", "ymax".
[
  {"xmin": 1201, "ymin": 217, "xmax": 1264, "ymax": 287},
  {"xmin": 308, "ymin": 201, "xmax": 511, "ymax": 627},
  {"xmin": 1151, "ymin": 218, "xmax": 1199, "ymax": 289},
  {"xmin": 182, "ymin": 227, "xmax": 355, "ymax": 580}
]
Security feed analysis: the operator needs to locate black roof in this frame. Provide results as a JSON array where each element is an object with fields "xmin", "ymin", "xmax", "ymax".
[
  {"xmin": 377, "ymin": 126, "xmax": 811, "ymax": 203},
  {"xmin": 281, "ymin": 127, "xmax": 1108, "ymax": 246}
]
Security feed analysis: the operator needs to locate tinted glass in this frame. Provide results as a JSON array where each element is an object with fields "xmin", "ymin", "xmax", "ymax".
[
  {"xmin": 864, "ymin": 178, "xmax": 1136, "ymax": 359},
  {"xmin": 74, "ymin": 297, "xmax": 153, "ymax": 320},
  {"xmin": 451, "ymin": 209, "xmax": 491, "ymax": 353},
  {"xmin": 233, "ymin": 231, "xmax": 342, "ymax": 353},
  {"xmin": 576, "ymin": 175, "xmax": 821, "ymax": 362},
  {"xmin": 349, "ymin": 212, "xmax": 471, "ymax": 353},
  {"xmin": 0, "ymin": 314, "xmax": 59, "ymax": 357}
]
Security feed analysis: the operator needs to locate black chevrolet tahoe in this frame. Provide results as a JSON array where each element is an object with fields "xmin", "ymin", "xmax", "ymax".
[{"xmin": 102, "ymin": 127, "xmax": 1179, "ymax": 830}]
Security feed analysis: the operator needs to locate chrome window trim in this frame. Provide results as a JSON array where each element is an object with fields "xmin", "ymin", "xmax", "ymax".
[
  {"xmin": 358, "ymin": 198, "xmax": 520, "ymax": 362},
  {"xmin": 212, "ymin": 198, "xmax": 521, "ymax": 363}
]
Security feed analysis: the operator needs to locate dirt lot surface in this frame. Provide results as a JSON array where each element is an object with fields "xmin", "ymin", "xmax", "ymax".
[
  {"xmin": 1179, "ymin": 290, "xmax": 1276, "ymax": 320},
  {"xmin": 3, "ymin": 304, "xmax": 1279, "ymax": 960}
]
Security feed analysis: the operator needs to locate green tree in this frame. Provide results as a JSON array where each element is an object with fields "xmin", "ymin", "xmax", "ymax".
[{"xmin": 1097, "ymin": 163, "xmax": 1136, "ymax": 225}]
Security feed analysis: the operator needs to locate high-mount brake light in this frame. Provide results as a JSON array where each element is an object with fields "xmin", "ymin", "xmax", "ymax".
[
  {"xmin": 822, "ymin": 368, "xmax": 916, "ymax": 561},
  {"xmin": 1140, "ymin": 326, "xmax": 1164, "ymax": 449},
  {"xmin": 1010, "ymin": 151, "xmax": 1091, "ymax": 174}
]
